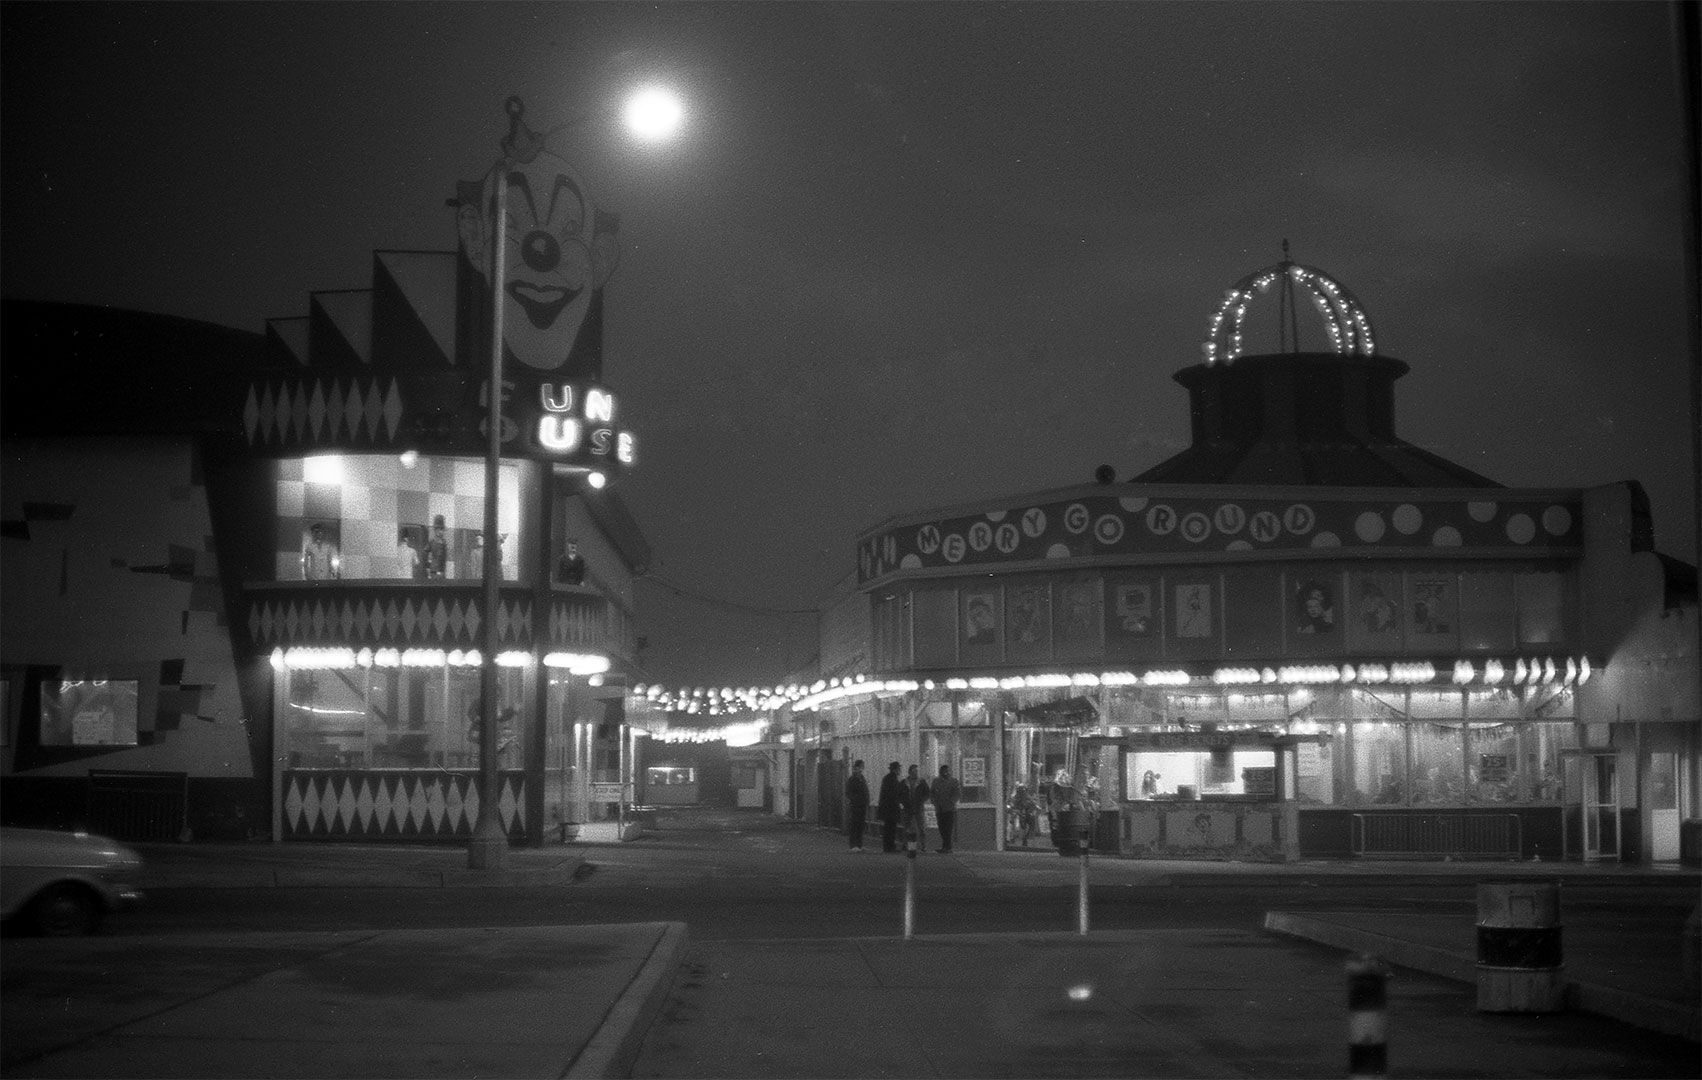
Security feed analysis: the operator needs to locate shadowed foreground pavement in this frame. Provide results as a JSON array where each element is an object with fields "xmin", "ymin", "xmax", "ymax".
[{"xmin": 2, "ymin": 819, "xmax": 1696, "ymax": 1078}]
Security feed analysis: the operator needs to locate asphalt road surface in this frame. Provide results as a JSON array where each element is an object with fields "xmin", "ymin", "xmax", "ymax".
[{"xmin": 6, "ymin": 807, "xmax": 1697, "ymax": 1079}]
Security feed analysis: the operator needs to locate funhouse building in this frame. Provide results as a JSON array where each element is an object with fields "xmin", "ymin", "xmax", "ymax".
[{"xmin": 2, "ymin": 110, "xmax": 664, "ymax": 844}]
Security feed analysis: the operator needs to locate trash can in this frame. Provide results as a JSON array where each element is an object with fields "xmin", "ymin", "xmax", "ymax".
[
  {"xmin": 1051, "ymin": 809, "xmax": 1091, "ymax": 856},
  {"xmin": 1476, "ymin": 882, "xmax": 1565, "ymax": 1012}
]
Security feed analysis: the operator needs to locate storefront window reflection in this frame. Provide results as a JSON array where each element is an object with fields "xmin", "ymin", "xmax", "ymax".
[
  {"xmin": 279, "ymin": 663, "xmax": 525, "ymax": 769},
  {"xmin": 1409, "ymin": 723, "xmax": 1466, "ymax": 803},
  {"xmin": 1354, "ymin": 722, "xmax": 1409, "ymax": 804}
]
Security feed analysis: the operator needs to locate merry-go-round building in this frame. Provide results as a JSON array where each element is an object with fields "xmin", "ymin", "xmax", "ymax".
[{"xmin": 782, "ymin": 258, "xmax": 1698, "ymax": 864}]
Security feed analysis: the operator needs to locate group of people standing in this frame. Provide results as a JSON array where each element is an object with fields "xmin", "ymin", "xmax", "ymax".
[{"xmin": 842, "ymin": 760, "xmax": 961, "ymax": 853}]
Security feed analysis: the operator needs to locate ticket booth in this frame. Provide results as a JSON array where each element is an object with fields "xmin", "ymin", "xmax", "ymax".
[{"xmin": 1087, "ymin": 729, "xmax": 1324, "ymax": 862}]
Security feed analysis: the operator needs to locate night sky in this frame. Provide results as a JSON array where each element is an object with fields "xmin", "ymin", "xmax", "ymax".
[{"xmin": 3, "ymin": 2, "xmax": 1696, "ymax": 691}]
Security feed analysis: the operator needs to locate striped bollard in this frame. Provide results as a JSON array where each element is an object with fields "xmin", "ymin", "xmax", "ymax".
[
  {"xmin": 902, "ymin": 827, "xmax": 917, "ymax": 940},
  {"xmin": 1346, "ymin": 954, "xmax": 1388, "ymax": 1079}
]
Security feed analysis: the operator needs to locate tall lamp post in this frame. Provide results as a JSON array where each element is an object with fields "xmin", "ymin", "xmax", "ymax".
[{"xmin": 467, "ymin": 89, "xmax": 684, "ymax": 871}]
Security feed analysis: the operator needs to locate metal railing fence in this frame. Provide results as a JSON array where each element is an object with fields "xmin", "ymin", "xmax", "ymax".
[{"xmin": 1350, "ymin": 812, "xmax": 1522, "ymax": 859}]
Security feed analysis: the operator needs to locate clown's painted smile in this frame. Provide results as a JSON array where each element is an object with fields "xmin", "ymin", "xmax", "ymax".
[{"xmin": 508, "ymin": 279, "xmax": 582, "ymax": 329}]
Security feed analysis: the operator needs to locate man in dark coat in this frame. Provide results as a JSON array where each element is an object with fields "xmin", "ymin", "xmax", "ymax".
[
  {"xmin": 930, "ymin": 763, "xmax": 962, "ymax": 853},
  {"xmin": 877, "ymin": 761, "xmax": 903, "ymax": 852},
  {"xmin": 843, "ymin": 760, "xmax": 870, "ymax": 851},
  {"xmin": 900, "ymin": 764, "xmax": 932, "ymax": 852}
]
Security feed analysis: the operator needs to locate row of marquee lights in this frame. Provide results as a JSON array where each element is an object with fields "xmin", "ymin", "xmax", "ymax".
[
  {"xmin": 1204, "ymin": 262, "xmax": 1376, "ymax": 365},
  {"xmin": 270, "ymin": 646, "xmax": 611, "ymax": 676},
  {"xmin": 270, "ymin": 645, "xmax": 1590, "ymax": 716},
  {"xmin": 632, "ymin": 655, "xmax": 1593, "ymax": 716}
]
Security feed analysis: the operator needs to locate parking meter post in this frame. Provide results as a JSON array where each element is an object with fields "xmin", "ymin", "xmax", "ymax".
[{"xmin": 1078, "ymin": 847, "xmax": 1090, "ymax": 935}]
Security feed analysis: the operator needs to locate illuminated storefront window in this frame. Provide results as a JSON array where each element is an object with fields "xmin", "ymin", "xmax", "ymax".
[
  {"xmin": 277, "ymin": 663, "xmax": 527, "ymax": 769},
  {"xmin": 276, "ymin": 454, "xmax": 520, "ymax": 583}
]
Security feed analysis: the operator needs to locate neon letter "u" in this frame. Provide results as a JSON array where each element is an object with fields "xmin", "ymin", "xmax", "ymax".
[
  {"xmin": 538, "ymin": 416, "xmax": 583, "ymax": 451},
  {"xmin": 540, "ymin": 384, "xmax": 574, "ymax": 413}
]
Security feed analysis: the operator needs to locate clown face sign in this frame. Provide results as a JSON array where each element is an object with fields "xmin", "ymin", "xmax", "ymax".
[{"xmin": 457, "ymin": 145, "xmax": 620, "ymax": 376}]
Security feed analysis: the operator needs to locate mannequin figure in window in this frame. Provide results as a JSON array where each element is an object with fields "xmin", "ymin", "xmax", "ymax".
[
  {"xmin": 469, "ymin": 530, "xmax": 506, "ymax": 581},
  {"xmin": 301, "ymin": 523, "xmax": 340, "ymax": 580},
  {"xmin": 426, "ymin": 515, "xmax": 449, "ymax": 579},
  {"xmin": 558, "ymin": 539, "xmax": 586, "ymax": 585}
]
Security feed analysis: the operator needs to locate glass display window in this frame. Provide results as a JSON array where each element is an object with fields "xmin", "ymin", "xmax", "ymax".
[
  {"xmin": 1468, "ymin": 722, "xmax": 1529, "ymax": 803},
  {"xmin": 41, "ymin": 679, "xmax": 139, "ymax": 747},
  {"xmin": 274, "ymin": 454, "xmax": 520, "ymax": 582},
  {"xmin": 1294, "ymin": 734, "xmax": 1338, "ymax": 804},
  {"xmin": 1409, "ymin": 722, "xmax": 1466, "ymax": 804},
  {"xmin": 1353, "ymin": 721, "xmax": 1408, "ymax": 804},
  {"xmin": 647, "ymin": 765, "xmax": 696, "ymax": 786},
  {"xmin": 278, "ymin": 662, "xmax": 526, "ymax": 769},
  {"xmin": 956, "ymin": 729, "xmax": 993, "ymax": 802}
]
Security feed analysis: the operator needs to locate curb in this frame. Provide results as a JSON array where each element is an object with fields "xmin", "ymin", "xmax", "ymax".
[
  {"xmin": 1158, "ymin": 871, "xmax": 1700, "ymax": 889},
  {"xmin": 136, "ymin": 858, "xmax": 585, "ymax": 889},
  {"xmin": 564, "ymin": 921, "xmax": 689, "ymax": 1079},
  {"xmin": 1263, "ymin": 911, "xmax": 1699, "ymax": 1044}
]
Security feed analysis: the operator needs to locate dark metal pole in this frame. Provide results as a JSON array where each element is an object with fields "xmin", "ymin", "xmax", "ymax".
[
  {"xmin": 468, "ymin": 161, "xmax": 511, "ymax": 870},
  {"xmin": 1346, "ymin": 954, "xmax": 1389, "ymax": 1079}
]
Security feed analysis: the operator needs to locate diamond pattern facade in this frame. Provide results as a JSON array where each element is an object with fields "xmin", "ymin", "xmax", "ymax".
[
  {"xmin": 244, "ymin": 378, "xmax": 405, "ymax": 447},
  {"xmin": 281, "ymin": 770, "xmax": 524, "ymax": 840}
]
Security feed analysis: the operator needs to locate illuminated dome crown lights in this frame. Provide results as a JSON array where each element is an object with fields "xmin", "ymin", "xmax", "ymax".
[{"xmin": 1203, "ymin": 251, "xmax": 1376, "ymax": 366}]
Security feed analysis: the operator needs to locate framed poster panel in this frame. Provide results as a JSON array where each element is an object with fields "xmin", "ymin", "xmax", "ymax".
[
  {"xmin": 1052, "ymin": 575, "xmax": 1103, "ymax": 661},
  {"xmin": 1348, "ymin": 571, "xmax": 1405, "ymax": 654},
  {"xmin": 1166, "ymin": 576, "xmax": 1220, "ymax": 658},
  {"xmin": 1286, "ymin": 571, "xmax": 1344, "ymax": 654},
  {"xmin": 1004, "ymin": 580, "xmax": 1052, "ymax": 663},
  {"xmin": 912, "ymin": 587, "xmax": 959, "ymax": 669},
  {"xmin": 1223, "ymin": 568, "xmax": 1283, "ymax": 660},
  {"xmin": 1515, "ymin": 572, "xmax": 1567, "ymax": 647},
  {"xmin": 959, "ymin": 586, "xmax": 1003, "ymax": 666},
  {"xmin": 1406, "ymin": 574, "xmax": 1459, "ymax": 652},
  {"xmin": 1458, "ymin": 572, "xmax": 1516, "ymax": 652},
  {"xmin": 1104, "ymin": 574, "xmax": 1161, "ymax": 662}
]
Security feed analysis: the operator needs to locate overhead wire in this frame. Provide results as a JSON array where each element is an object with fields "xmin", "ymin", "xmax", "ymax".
[{"xmin": 636, "ymin": 572, "xmax": 818, "ymax": 617}]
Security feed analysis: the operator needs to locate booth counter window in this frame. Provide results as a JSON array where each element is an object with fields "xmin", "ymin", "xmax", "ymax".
[
  {"xmin": 1125, "ymin": 748, "xmax": 1278, "ymax": 800},
  {"xmin": 275, "ymin": 454, "xmax": 520, "ymax": 583}
]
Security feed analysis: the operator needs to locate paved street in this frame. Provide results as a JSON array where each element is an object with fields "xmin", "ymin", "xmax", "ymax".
[{"xmin": 3, "ymin": 806, "xmax": 1697, "ymax": 1078}]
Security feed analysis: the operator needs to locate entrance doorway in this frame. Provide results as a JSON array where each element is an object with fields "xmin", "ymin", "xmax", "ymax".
[
  {"xmin": 1564, "ymin": 750, "xmax": 1621, "ymax": 862},
  {"xmin": 1646, "ymin": 752, "xmax": 1680, "ymax": 861}
]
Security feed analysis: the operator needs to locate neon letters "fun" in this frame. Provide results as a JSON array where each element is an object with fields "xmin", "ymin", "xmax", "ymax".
[{"xmin": 536, "ymin": 384, "xmax": 635, "ymax": 465}]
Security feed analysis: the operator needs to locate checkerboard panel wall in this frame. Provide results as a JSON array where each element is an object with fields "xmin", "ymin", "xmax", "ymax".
[{"xmin": 269, "ymin": 455, "xmax": 518, "ymax": 580}]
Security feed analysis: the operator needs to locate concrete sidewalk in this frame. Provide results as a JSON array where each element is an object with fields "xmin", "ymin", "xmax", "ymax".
[
  {"xmin": 2, "ymin": 922, "xmax": 687, "ymax": 1079},
  {"xmin": 627, "ymin": 929, "xmax": 1700, "ymax": 1079},
  {"xmin": 1265, "ymin": 905, "xmax": 1700, "ymax": 1042}
]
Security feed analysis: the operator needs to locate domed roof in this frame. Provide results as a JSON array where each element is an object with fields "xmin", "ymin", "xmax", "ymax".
[
  {"xmin": 1202, "ymin": 252, "xmax": 1376, "ymax": 365},
  {"xmin": 1132, "ymin": 250, "xmax": 1500, "ymax": 489}
]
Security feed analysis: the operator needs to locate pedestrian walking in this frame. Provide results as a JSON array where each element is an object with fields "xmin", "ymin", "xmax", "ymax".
[
  {"xmin": 1009, "ymin": 784, "xmax": 1040, "ymax": 846},
  {"xmin": 930, "ymin": 764, "xmax": 962, "ymax": 852},
  {"xmin": 877, "ymin": 761, "xmax": 902, "ymax": 852},
  {"xmin": 844, "ymin": 760, "xmax": 870, "ymax": 851},
  {"xmin": 900, "ymin": 764, "xmax": 931, "ymax": 852}
]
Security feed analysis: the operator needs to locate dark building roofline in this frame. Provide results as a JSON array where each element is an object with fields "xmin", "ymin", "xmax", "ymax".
[
  {"xmin": 2, "ymin": 299, "xmax": 266, "ymax": 437},
  {"xmin": 1130, "ymin": 351, "xmax": 1502, "ymax": 489}
]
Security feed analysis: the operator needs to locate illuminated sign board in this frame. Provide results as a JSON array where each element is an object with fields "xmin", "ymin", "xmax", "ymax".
[{"xmin": 528, "ymin": 381, "xmax": 635, "ymax": 472}]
